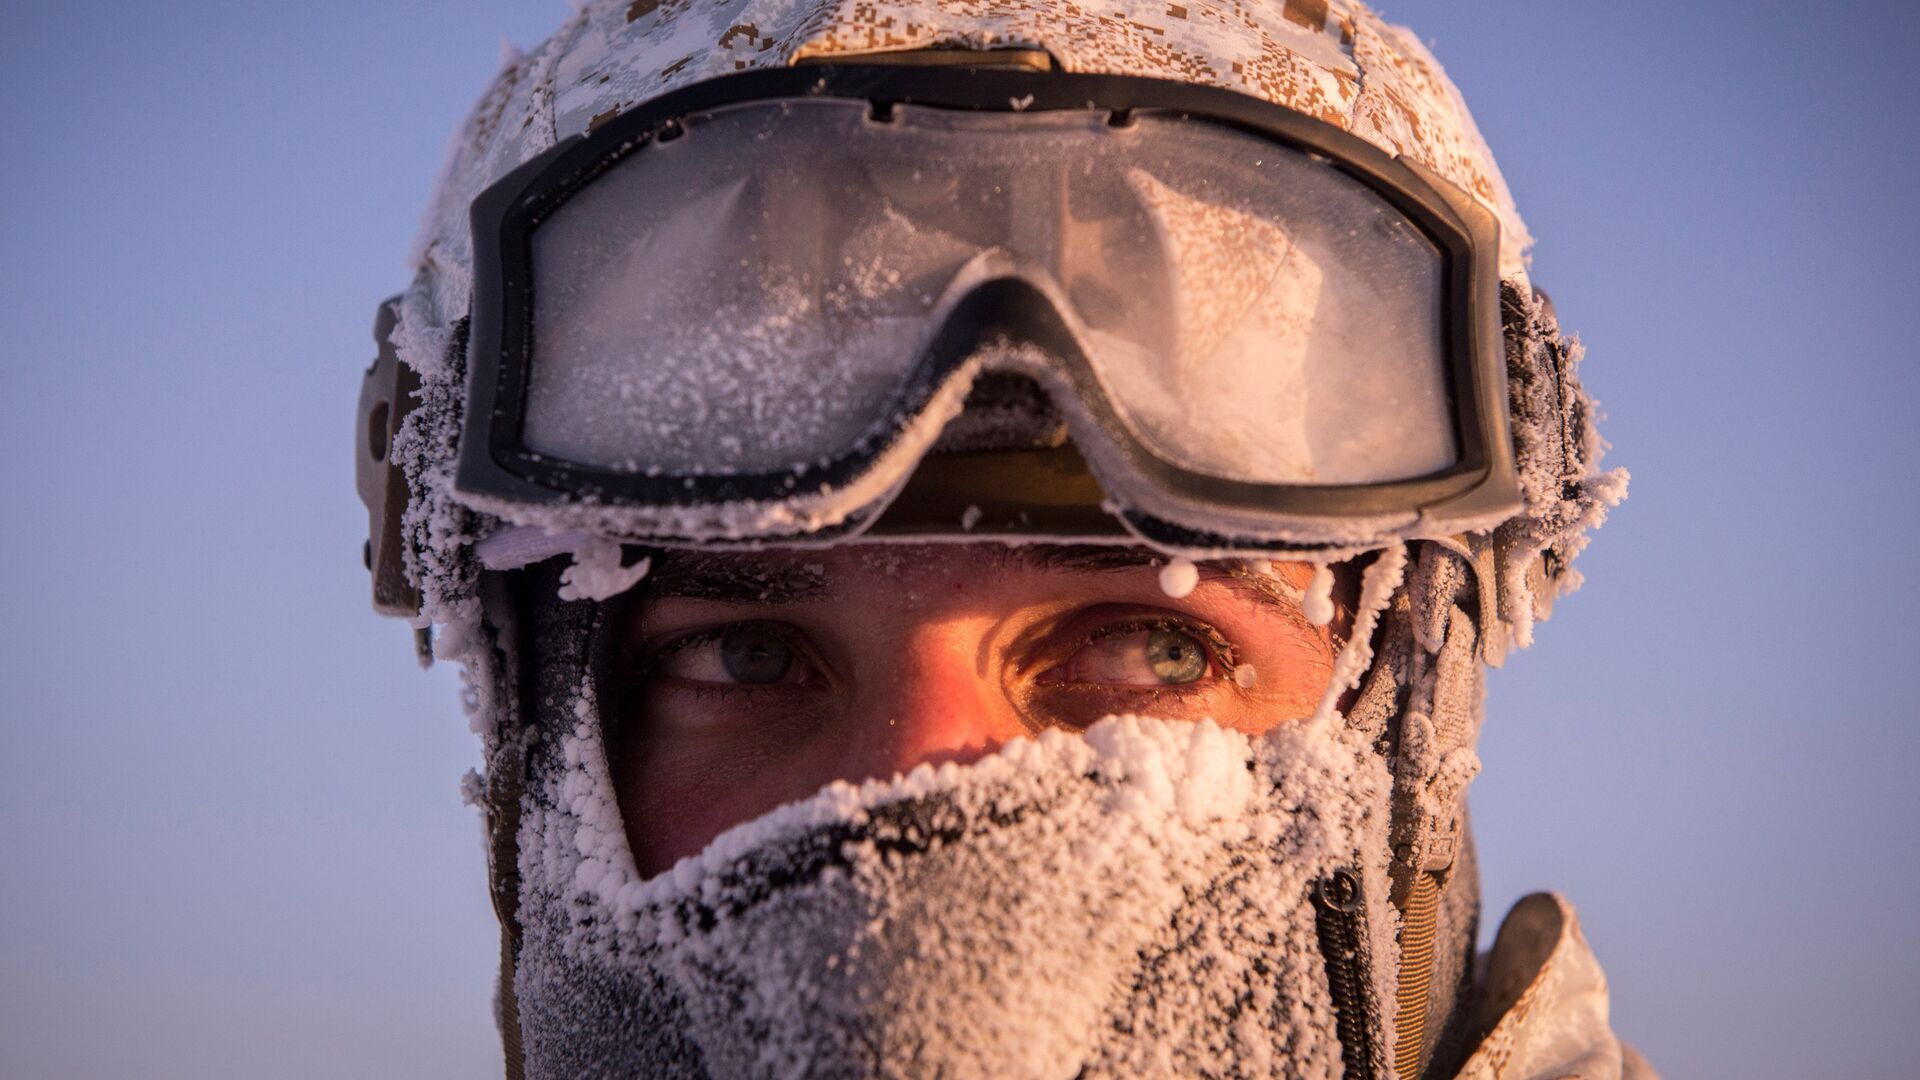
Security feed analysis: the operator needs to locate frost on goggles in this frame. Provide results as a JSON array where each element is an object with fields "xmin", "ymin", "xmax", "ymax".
[{"xmin": 525, "ymin": 99, "xmax": 1453, "ymax": 485}]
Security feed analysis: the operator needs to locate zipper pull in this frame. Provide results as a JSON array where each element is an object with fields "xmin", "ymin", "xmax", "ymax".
[{"xmin": 1313, "ymin": 868, "xmax": 1384, "ymax": 1080}]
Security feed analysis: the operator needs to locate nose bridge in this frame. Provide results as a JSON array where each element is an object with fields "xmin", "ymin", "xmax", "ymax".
[
  {"xmin": 861, "ymin": 610, "xmax": 1017, "ymax": 774},
  {"xmin": 917, "ymin": 244, "xmax": 1088, "ymax": 377}
]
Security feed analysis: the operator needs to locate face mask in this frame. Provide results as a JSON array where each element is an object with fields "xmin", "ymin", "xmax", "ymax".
[{"xmin": 513, "ymin": 688, "xmax": 1399, "ymax": 1080}]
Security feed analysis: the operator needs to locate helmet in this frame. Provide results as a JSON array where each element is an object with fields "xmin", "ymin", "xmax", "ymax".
[{"xmin": 355, "ymin": 2, "xmax": 1624, "ymax": 1076}]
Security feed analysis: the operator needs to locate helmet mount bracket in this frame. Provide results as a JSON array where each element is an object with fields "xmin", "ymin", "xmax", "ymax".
[{"xmin": 355, "ymin": 295, "xmax": 424, "ymax": 622}]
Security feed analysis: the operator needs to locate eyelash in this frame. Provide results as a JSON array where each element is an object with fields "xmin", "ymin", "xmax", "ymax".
[
  {"xmin": 1060, "ymin": 616, "xmax": 1238, "ymax": 687},
  {"xmin": 646, "ymin": 622, "xmax": 816, "ymax": 686},
  {"xmin": 1084, "ymin": 616, "xmax": 1232, "ymax": 656}
]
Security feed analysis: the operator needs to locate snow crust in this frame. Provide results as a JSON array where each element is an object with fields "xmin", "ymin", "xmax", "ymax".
[
  {"xmin": 556, "ymin": 537, "xmax": 650, "ymax": 602},
  {"xmin": 1157, "ymin": 556, "xmax": 1199, "ymax": 598},
  {"xmin": 1309, "ymin": 544, "xmax": 1408, "ymax": 728},
  {"xmin": 1304, "ymin": 562, "xmax": 1337, "ymax": 626},
  {"xmin": 518, "ymin": 705, "xmax": 1397, "ymax": 1079}
]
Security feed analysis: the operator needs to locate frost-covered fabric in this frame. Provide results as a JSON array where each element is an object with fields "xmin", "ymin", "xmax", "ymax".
[
  {"xmin": 519, "ymin": 703, "xmax": 1396, "ymax": 1080},
  {"xmin": 1459, "ymin": 894, "xmax": 1658, "ymax": 1080}
]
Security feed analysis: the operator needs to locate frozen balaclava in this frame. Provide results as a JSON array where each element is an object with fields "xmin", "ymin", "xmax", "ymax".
[{"xmin": 355, "ymin": 2, "xmax": 1623, "ymax": 1077}]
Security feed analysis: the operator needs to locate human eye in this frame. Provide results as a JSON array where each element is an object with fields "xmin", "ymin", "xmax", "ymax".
[
  {"xmin": 651, "ymin": 622, "xmax": 818, "ymax": 688},
  {"xmin": 1036, "ymin": 619, "xmax": 1229, "ymax": 689}
]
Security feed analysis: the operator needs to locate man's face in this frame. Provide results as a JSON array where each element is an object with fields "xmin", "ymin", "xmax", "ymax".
[{"xmin": 609, "ymin": 544, "xmax": 1341, "ymax": 875}]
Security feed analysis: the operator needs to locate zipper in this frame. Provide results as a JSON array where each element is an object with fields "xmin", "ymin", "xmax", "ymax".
[
  {"xmin": 1314, "ymin": 867, "xmax": 1383, "ymax": 1080},
  {"xmin": 1391, "ymin": 870, "xmax": 1442, "ymax": 1078}
]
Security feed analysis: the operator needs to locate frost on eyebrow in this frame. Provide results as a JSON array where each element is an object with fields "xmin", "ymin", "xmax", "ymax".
[{"xmin": 1014, "ymin": 545, "xmax": 1166, "ymax": 575}]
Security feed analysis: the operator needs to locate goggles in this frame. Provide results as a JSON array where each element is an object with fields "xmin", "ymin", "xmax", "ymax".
[{"xmin": 450, "ymin": 64, "xmax": 1519, "ymax": 553}]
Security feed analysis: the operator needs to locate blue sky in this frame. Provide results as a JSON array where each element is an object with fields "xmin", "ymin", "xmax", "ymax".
[{"xmin": 2, "ymin": 2, "xmax": 1915, "ymax": 1077}]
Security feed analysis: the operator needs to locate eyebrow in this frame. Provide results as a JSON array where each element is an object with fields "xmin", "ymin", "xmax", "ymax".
[
  {"xmin": 1019, "ymin": 545, "xmax": 1327, "ymax": 642},
  {"xmin": 642, "ymin": 546, "xmax": 1150, "ymax": 603},
  {"xmin": 643, "ymin": 554, "xmax": 831, "ymax": 604},
  {"xmin": 1011, "ymin": 544, "xmax": 1166, "ymax": 575},
  {"xmin": 645, "ymin": 545, "xmax": 1329, "ymax": 639}
]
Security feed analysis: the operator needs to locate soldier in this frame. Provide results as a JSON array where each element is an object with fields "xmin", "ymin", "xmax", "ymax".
[{"xmin": 355, "ymin": 2, "xmax": 1645, "ymax": 1076}]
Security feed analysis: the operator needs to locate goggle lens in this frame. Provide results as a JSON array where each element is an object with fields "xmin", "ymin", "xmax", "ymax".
[{"xmin": 522, "ymin": 99, "xmax": 1456, "ymax": 486}]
